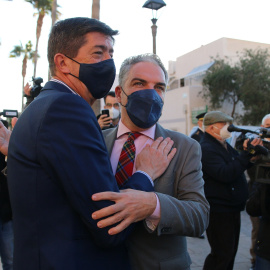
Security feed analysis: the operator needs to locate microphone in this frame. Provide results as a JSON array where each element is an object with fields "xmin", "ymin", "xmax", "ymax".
[{"xmin": 227, "ymin": 124, "xmax": 259, "ymax": 135}]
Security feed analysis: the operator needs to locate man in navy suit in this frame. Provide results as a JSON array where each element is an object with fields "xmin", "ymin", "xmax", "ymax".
[{"xmin": 7, "ymin": 17, "xmax": 175, "ymax": 270}]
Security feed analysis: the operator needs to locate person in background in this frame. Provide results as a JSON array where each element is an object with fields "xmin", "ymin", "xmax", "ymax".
[
  {"xmin": 0, "ymin": 119, "xmax": 13, "ymax": 270},
  {"xmin": 190, "ymin": 112, "xmax": 207, "ymax": 143},
  {"xmin": 200, "ymin": 111, "xmax": 262, "ymax": 270},
  {"xmin": 10, "ymin": 118, "xmax": 17, "ymax": 130},
  {"xmin": 246, "ymin": 176, "xmax": 270, "ymax": 270},
  {"xmin": 23, "ymin": 82, "xmax": 34, "ymax": 109},
  {"xmin": 246, "ymin": 113, "xmax": 270, "ymax": 270},
  {"xmin": 189, "ymin": 111, "xmax": 207, "ymax": 240},
  {"xmin": 97, "ymin": 91, "xmax": 120, "ymax": 130}
]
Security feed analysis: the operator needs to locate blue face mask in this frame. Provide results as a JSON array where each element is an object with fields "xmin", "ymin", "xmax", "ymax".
[
  {"xmin": 65, "ymin": 55, "xmax": 116, "ymax": 99},
  {"xmin": 121, "ymin": 88, "xmax": 164, "ymax": 129}
]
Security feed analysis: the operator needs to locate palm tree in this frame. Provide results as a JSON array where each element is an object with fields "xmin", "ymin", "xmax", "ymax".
[
  {"xmin": 10, "ymin": 41, "xmax": 35, "ymax": 112},
  {"xmin": 92, "ymin": 0, "xmax": 100, "ymax": 20},
  {"xmin": 47, "ymin": 0, "xmax": 58, "ymax": 80},
  {"xmin": 91, "ymin": 0, "xmax": 101, "ymax": 116},
  {"xmin": 51, "ymin": 0, "xmax": 57, "ymax": 26},
  {"xmin": 25, "ymin": 0, "xmax": 53, "ymax": 78}
]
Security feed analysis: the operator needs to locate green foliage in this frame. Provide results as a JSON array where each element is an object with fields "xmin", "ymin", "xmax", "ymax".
[
  {"xmin": 238, "ymin": 49, "xmax": 270, "ymax": 125},
  {"xmin": 9, "ymin": 41, "xmax": 33, "ymax": 58},
  {"xmin": 25, "ymin": 0, "xmax": 53, "ymax": 12},
  {"xmin": 9, "ymin": 41, "xmax": 35, "ymax": 78},
  {"xmin": 201, "ymin": 49, "xmax": 270, "ymax": 125},
  {"xmin": 25, "ymin": 0, "xmax": 61, "ymax": 16}
]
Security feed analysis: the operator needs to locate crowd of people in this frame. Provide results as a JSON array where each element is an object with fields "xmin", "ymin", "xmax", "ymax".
[
  {"xmin": 190, "ymin": 112, "xmax": 270, "ymax": 270},
  {"xmin": 0, "ymin": 16, "xmax": 268, "ymax": 270}
]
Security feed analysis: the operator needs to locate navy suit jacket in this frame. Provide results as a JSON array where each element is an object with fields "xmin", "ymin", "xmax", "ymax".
[{"xmin": 8, "ymin": 81, "xmax": 153, "ymax": 270}]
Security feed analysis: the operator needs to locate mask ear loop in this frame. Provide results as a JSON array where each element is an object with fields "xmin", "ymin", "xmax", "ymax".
[
  {"xmin": 119, "ymin": 87, "xmax": 128, "ymax": 108},
  {"xmin": 64, "ymin": 54, "xmax": 80, "ymax": 64},
  {"xmin": 64, "ymin": 54, "xmax": 81, "ymax": 79}
]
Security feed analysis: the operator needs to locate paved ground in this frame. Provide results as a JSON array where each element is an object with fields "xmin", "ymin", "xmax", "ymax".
[{"xmin": 187, "ymin": 210, "xmax": 253, "ymax": 270}]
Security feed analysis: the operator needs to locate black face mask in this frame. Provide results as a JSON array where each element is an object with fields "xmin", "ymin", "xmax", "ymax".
[
  {"xmin": 121, "ymin": 88, "xmax": 164, "ymax": 129},
  {"xmin": 65, "ymin": 55, "xmax": 116, "ymax": 99}
]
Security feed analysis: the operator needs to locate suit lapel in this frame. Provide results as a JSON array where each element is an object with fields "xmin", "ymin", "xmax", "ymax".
[
  {"xmin": 155, "ymin": 123, "xmax": 169, "ymax": 140},
  {"xmin": 103, "ymin": 127, "xmax": 118, "ymax": 156},
  {"xmin": 153, "ymin": 123, "xmax": 172, "ymax": 186}
]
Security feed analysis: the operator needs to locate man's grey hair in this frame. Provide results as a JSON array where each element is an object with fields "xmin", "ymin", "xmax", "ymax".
[
  {"xmin": 262, "ymin": 114, "xmax": 270, "ymax": 125},
  {"xmin": 118, "ymin": 54, "xmax": 168, "ymax": 88}
]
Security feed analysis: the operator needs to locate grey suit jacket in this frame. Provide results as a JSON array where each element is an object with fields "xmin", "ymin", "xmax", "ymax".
[{"xmin": 103, "ymin": 123, "xmax": 209, "ymax": 270}]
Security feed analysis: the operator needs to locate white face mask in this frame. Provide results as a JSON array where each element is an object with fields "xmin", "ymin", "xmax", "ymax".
[
  {"xmin": 217, "ymin": 123, "xmax": 231, "ymax": 140},
  {"xmin": 109, "ymin": 107, "xmax": 120, "ymax": 120}
]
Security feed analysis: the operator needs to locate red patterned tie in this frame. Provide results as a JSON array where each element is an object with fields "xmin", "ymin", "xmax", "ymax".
[{"xmin": 115, "ymin": 132, "xmax": 141, "ymax": 187}]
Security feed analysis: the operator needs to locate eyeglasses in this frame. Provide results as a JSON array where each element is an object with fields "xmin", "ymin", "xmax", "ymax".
[{"xmin": 105, "ymin": 103, "xmax": 120, "ymax": 109}]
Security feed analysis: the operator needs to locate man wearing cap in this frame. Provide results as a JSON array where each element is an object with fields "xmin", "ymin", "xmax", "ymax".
[
  {"xmin": 190, "ymin": 111, "xmax": 207, "ymax": 239},
  {"xmin": 200, "ymin": 111, "xmax": 261, "ymax": 270},
  {"xmin": 190, "ymin": 112, "xmax": 206, "ymax": 143}
]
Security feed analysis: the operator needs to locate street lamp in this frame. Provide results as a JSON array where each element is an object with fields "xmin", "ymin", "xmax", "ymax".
[{"xmin": 142, "ymin": 0, "xmax": 166, "ymax": 54}]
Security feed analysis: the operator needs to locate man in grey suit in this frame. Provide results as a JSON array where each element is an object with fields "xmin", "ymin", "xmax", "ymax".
[{"xmin": 92, "ymin": 54, "xmax": 210, "ymax": 270}]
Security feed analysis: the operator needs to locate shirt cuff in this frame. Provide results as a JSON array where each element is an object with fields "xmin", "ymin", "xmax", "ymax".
[
  {"xmin": 136, "ymin": 170, "xmax": 154, "ymax": 186},
  {"xmin": 145, "ymin": 193, "xmax": 161, "ymax": 231}
]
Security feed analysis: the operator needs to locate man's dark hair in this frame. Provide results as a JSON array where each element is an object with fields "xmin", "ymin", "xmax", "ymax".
[
  {"xmin": 104, "ymin": 91, "xmax": 115, "ymax": 103},
  {"xmin": 48, "ymin": 17, "xmax": 118, "ymax": 76}
]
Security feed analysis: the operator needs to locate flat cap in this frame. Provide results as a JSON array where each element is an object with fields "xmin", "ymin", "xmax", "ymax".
[
  {"xmin": 196, "ymin": 112, "xmax": 207, "ymax": 120},
  {"xmin": 203, "ymin": 111, "xmax": 233, "ymax": 126}
]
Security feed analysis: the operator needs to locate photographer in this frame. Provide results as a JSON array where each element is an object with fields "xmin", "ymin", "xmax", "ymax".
[
  {"xmin": 200, "ymin": 111, "xmax": 262, "ymax": 270},
  {"xmin": 245, "ymin": 114, "xmax": 270, "ymax": 270},
  {"xmin": 246, "ymin": 181, "xmax": 270, "ymax": 270},
  {"xmin": 97, "ymin": 91, "xmax": 120, "ymax": 130},
  {"xmin": 23, "ymin": 77, "xmax": 43, "ymax": 110}
]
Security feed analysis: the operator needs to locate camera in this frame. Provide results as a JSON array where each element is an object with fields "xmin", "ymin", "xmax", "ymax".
[
  {"xmin": 30, "ymin": 77, "xmax": 43, "ymax": 98},
  {"xmin": 0, "ymin": 110, "xmax": 18, "ymax": 118},
  {"xmin": 229, "ymin": 124, "xmax": 270, "ymax": 184},
  {"xmin": 228, "ymin": 124, "xmax": 270, "ymax": 156}
]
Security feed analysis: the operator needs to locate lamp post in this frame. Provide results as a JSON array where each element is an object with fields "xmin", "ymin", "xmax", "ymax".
[{"xmin": 142, "ymin": 0, "xmax": 166, "ymax": 54}]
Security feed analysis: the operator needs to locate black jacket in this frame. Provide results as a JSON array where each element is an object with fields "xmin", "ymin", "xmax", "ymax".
[
  {"xmin": 200, "ymin": 132, "xmax": 251, "ymax": 212},
  {"xmin": 0, "ymin": 120, "xmax": 12, "ymax": 222},
  {"xmin": 0, "ymin": 153, "xmax": 12, "ymax": 223},
  {"xmin": 191, "ymin": 128, "xmax": 204, "ymax": 143},
  {"xmin": 246, "ymin": 182, "xmax": 270, "ymax": 261}
]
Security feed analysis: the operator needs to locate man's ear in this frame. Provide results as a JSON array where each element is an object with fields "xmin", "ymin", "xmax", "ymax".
[
  {"xmin": 205, "ymin": 125, "xmax": 212, "ymax": 133},
  {"xmin": 115, "ymin": 86, "xmax": 122, "ymax": 103},
  {"xmin": 54, "ymin": 53, "xmax": 71, "ymax": 74}
]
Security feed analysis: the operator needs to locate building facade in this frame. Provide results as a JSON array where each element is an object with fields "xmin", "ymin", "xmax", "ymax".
[{"xmin": 159, "ymin": 37, "xmax": 270, "ymax": 134}]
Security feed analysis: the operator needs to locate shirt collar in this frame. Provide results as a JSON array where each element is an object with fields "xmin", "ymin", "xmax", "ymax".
[
  {"xmin": 50, "ymin": 78, "xmax": 81, "ymax": 97},
  {"xmin": 117, "ymin": 119, "xmax": 156, "ymax": 140}
]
